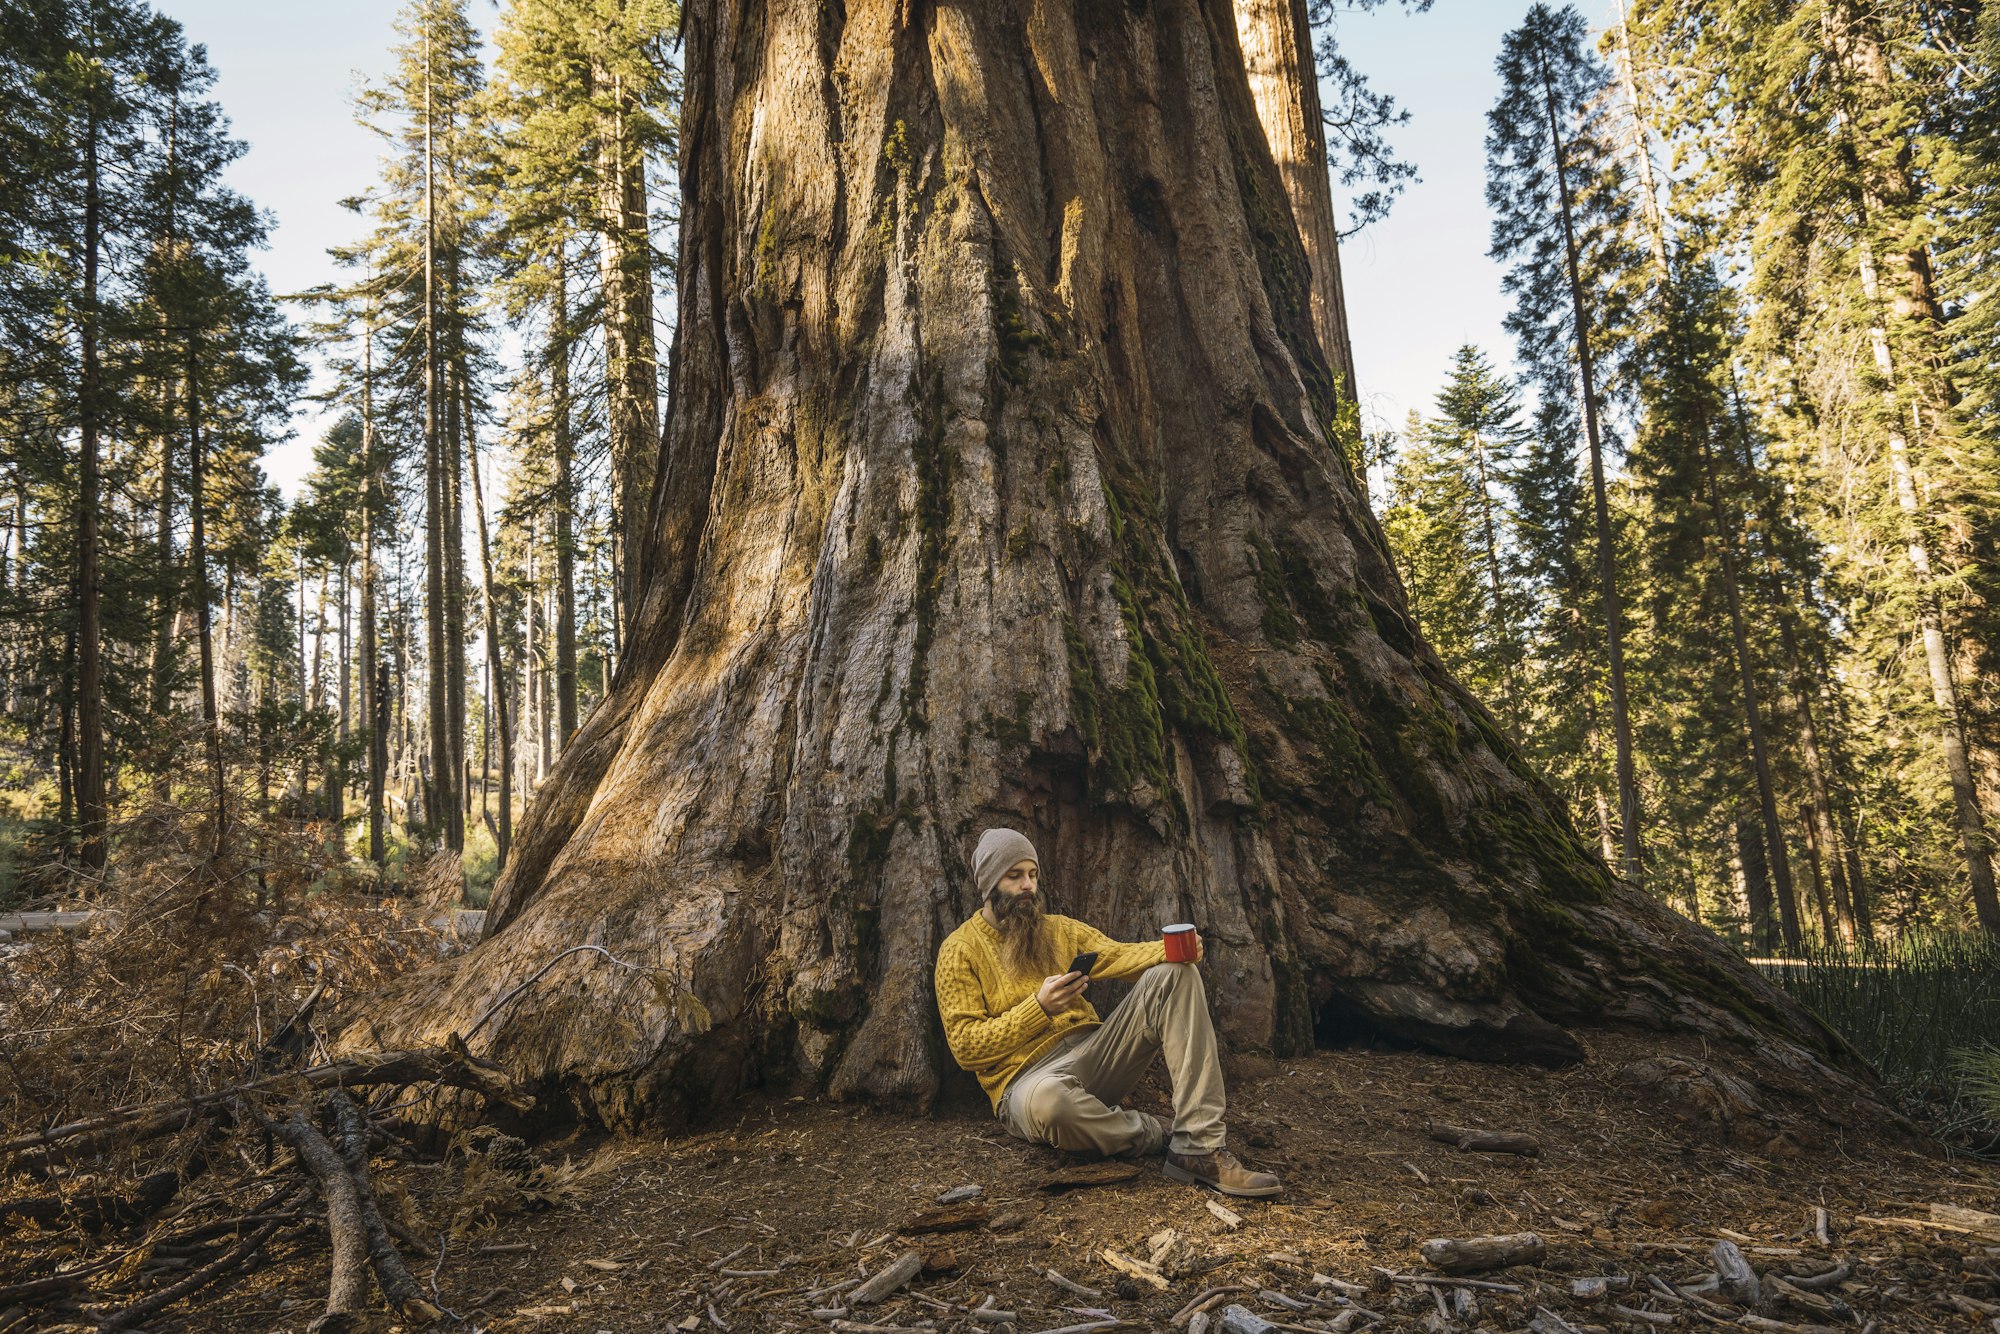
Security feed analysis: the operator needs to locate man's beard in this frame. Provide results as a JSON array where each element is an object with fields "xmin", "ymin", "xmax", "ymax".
[{"xmin": 992, "ymin": 889, "xmax": 1059, "ymax": 977}]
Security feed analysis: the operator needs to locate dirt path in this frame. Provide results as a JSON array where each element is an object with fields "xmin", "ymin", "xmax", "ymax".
[{"xmin": 167, "ymin": 1033, "xmax": 2000, "ymax": 1333}]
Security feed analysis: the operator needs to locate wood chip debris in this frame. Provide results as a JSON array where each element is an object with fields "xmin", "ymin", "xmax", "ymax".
[
  {"xmin": 1417, "ymin": 1231, "xmax": 1546, "ymax": 1274},
  {"xmin": 1100, "ymin": 1247, "xmax": 1169, "ymax": 1290},
  {"xmin": 849, "ymin": 1250, "xmax": 922, "ymax": 1305},
  {"xmin": 1424, "ymin": 1122, "xmax": 1541, "ymax": 1156}
]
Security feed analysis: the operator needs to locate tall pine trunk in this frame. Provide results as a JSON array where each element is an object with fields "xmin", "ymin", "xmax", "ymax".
[
  {"xmin": 1538, "ymin": 51, "xmax": 1640, "ymax": 886},
  {"xmin": 445, "ymin": 350, "xmax": 469, "ymax": 849},
  {"xmin": 421, "ymin": 41, "xmax": 458, "ymax": 849},
  {"xmin": 595, "ymin": 60, "xmax": 661, "ymax": 628},
  {"xmin": 187, "ymin": 337, "xmax": 226, "ymax": 861},
  {"xmin": 77, "ymin": 88, "xmax": 107, "ymax": 876},
  {"xmin": 1692, "ymin": 405, "xmax": 1800, "ymax": 949},
  {"xmin": 361, "ymin": 310, "xmax": 387, "ymax": 867},
  {"xmin": 149, "ymin": 94, "xmax": 183, "ymax": 723},
  {"xmin": 149, "ymin": 429, "xmax": 178, "ymax": 719},
  {"xmin": 1834, "ymin": 8, "xmax": 1999, "ymax": 936},
  {"xmin": 553, "ymin": 279, "xmax": 580, "ymax": 748},
  {"xmin": 466, "ymin": 377, "xmax": 511, "ymax": 865},
  {"xmin": 357, "ymin": 0, "xmax": 1861, "ymax": 1127}
]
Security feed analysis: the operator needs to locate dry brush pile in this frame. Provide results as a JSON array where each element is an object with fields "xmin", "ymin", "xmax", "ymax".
[{"xmin": 0, "ymin": 813, "xmax": 519, "ymax": 1331}]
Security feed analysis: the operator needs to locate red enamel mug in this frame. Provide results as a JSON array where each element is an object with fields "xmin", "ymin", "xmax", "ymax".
[{"xmin": 1162, "ymin": 923, "xmax": 1198, "ymax": 962}]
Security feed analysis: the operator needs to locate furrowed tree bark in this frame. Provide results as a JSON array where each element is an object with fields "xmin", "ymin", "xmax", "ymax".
[
  {"xmin": 1232, "ymin": 0, "xmax": 1358, "ymax": 406},
  {"xmin": 356, "ymin": 0, "xmax": 1866, "ymax": 1128}
]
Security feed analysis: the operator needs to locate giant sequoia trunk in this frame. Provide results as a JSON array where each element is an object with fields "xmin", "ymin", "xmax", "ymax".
[{"xmin": 360, "ymin": 0, "xmax": 1859, "ymax": 1128}]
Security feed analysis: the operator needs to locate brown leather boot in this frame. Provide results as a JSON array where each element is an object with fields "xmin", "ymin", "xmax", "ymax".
[{"xmin": 1163, "ymin": 1148, "xmax": 1282, "ymax": 1198}]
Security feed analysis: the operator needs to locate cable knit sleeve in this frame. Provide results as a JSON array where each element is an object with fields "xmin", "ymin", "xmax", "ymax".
[
  {"xmin": 934, "ymin": 933, "xmax": 1052, "ymax": 1071},
  {"xmin": 1068, "ymin": 921, "xmax": 1169, "ymax": 981}
]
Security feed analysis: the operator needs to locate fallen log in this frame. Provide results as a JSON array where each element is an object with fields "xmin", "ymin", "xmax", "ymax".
[
  {"xmin": 1417, "ymin": 1232, "xmax": 1546, "ymax": 1274},
  {"xmin": 326, "ymin": 1090, "xmax": 443, "ymax": 1320},
  {"xmin": 0, "ymin": 1048, "xmax": 531, "ymax": 1168},
  {"xmin": 269, "ymin": 1112, "xmax": 372, "ymax": 1319},
  {"xmin": 1425, "ymin": 1123, "xmax": 1541, "ymax": 1156}
]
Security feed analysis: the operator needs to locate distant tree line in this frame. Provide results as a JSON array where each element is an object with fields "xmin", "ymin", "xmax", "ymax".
[
  {"xmin": 0, "ymin": 0, "xmax": 676, "ymax": 893},
  {"xmin": 3, "ymin": 0, "xmax": 1443, "ymax": 900},
  {"xmin": 1381, "ymin": 1, "xmax": 2000, "ymax": 946}
]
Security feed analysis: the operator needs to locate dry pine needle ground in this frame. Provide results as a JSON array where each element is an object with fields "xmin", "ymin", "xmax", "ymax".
[{"xmin": 96, "ymin": 1036, "xmax": 2000, "ymax": 1334}]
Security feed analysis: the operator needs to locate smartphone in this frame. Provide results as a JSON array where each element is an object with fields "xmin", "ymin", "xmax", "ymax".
[{"xmin": 1067, "ymin": 951, "xmax": 1098, "ymax": 979}]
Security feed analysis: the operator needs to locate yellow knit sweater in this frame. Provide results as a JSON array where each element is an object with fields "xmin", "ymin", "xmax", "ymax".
[{"xmin": 934, "ymin": 913, "xmax": 1168, "ymax": 1110}]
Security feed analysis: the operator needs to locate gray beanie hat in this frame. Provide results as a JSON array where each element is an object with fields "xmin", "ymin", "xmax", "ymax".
[{"xmin": 973, "ymin": 828, "xmax": 1039, "ymax": 898}]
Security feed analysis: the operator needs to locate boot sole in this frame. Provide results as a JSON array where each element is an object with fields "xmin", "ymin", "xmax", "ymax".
[{"xmin": 1162, "ymin": 1160, "xmax": 1284, "ymax": 1198}]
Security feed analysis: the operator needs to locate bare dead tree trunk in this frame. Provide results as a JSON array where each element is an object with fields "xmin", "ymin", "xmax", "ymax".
[{"xmin": 355, "ymin": 0, "xmax": 1862, "ymax": 1128}]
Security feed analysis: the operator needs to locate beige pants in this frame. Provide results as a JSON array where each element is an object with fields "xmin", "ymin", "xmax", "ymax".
[{"xmin": 997, "ymin": 962, "xmax": 1225, "ymax": 1157}]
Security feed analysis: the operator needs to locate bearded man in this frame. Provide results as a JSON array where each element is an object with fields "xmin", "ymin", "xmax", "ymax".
[{"xmin": 933, "ymin": 828, "xmax": 1282, "ymax": 1198}]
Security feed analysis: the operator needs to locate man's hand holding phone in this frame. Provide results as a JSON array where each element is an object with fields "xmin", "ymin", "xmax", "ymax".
[{"xmin": 1037, "ymin": 951, "xmax": 1097, "ymax": 1016}]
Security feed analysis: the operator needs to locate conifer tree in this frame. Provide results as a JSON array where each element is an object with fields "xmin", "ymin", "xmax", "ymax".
[
  {"xmin": 1488, "ymin": 2, "xmax": 1646, "ymax": 882},
  {"xmin": 1629, "ymin": 0, "xmax": 2000, "ymax": 935},
  {"xmin": 352, "ymin": 0, "xmax": 491, "ymax": 853},
  {"xmin": 1381, "ymin": 346, "xmax": 1528, "ymax": 734},
  {"xmin": 484, "ymin": 0, "xmax": 676, "ymax": 631}
]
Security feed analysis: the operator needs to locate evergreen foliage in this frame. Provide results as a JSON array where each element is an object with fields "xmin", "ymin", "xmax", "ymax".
[
  {"xmin": 1377, "ymin": 0, "xmax": 2000, "ymax": 943},
  {"xmin": 0, "ymin": 0, "xmax": 675, "ymax": 903}
]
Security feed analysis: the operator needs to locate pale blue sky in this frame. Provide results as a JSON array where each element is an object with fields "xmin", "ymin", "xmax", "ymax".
[{"xmin": 154, "ymin": 0, "xmax": 1620, "ymax": 496}]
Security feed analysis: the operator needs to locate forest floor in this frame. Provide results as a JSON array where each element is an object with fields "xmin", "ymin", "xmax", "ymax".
[{"xmin": 151, "ymin": 1032, "xmax": 2000, "ymax": 1334}]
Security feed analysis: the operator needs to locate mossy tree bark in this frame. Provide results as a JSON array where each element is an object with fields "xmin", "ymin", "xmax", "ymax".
[{"xmin": 357, "ymin": 0, "xmax": 1862, "ymax": 1128}]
